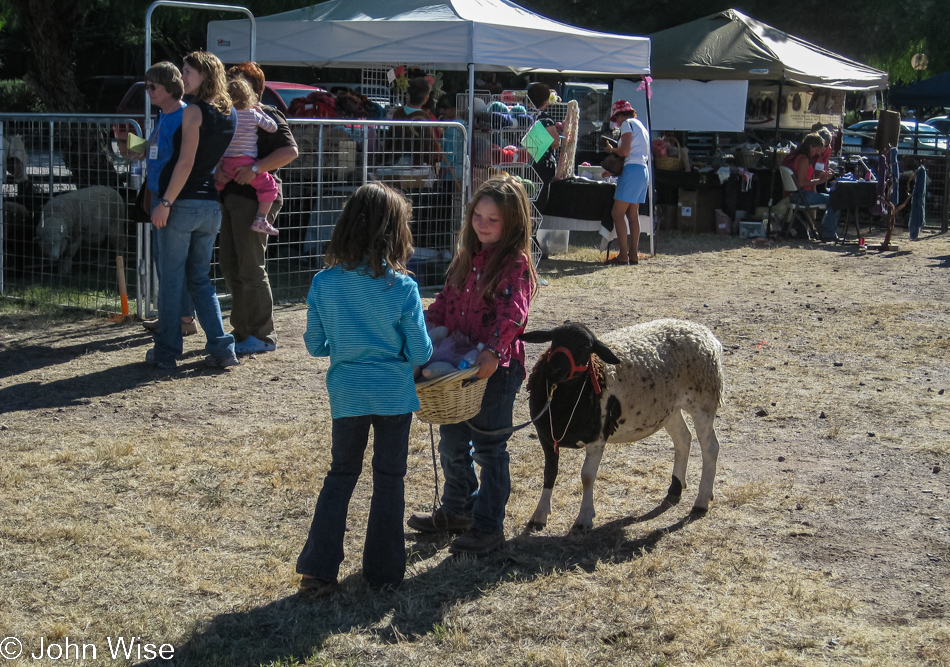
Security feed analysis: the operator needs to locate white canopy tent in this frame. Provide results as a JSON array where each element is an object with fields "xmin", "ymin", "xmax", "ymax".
[
  {"xmin": 207, "ymin": 0, "xmax": 650, "ymax": 76},
  {"xmin": 208, "ymin": 0, "xmax": 654, "ymax": 252}
]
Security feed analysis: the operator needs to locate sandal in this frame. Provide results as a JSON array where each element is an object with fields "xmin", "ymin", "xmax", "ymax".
[{"xmin": 605, "ymin": 255, "xmax": 628, "ymax": 265}]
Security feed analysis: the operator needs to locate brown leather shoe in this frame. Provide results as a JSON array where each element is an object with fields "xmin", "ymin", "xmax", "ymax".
[
  {"xmin": 448, "ymin": 528, "xmax": 505, "ymax": 556},
  {"xmin": 407, "ymin": 508, "xmax": 473, "ymax": 534},
  {"xmin": 141, "ymin": 318, "xmax": 198, "ymax": 336},
  {"xmin": 298, "ymin": 576, "xmax": 338, "ymax": 597},
  {"xmin": 181, "ymin": 318, "xmax": 198, "ymax": 336}
]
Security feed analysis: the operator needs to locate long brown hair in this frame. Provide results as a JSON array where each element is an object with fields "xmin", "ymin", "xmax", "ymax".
[
  {"xmin": 446, "ymin": 173, "xmax": 538, "ymax": 300},
  {"xmin": 325, "ymin": 182, "xmax": 414, "ymax": 280},
  {"xmin": 183, "ymin": 51, "xmax": 231, "ymax": 114},
  {"xmin": 784, "ymin": 132, "xmax": 825, "ymax": 168}
]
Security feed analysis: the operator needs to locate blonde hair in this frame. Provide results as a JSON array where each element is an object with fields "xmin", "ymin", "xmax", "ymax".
[
  {"xmin": 227, "ymin": 77, "xmax": 258, "ymax": 110},
  {"xmin": 183, "ymin": 51, "xmax": 231, "ymax": 114},
  {"xmin": 446, "ymin": 173, "xmax": 538, "ymax": 300}
]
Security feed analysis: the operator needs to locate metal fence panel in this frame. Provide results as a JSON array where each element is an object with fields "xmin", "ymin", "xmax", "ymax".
[
  {"xmin": 1, "ymin": 114, "xmax": 468, "ymax": 315},
  {"xmin": 1, "ymin": 114, "xmax": 143, "ymax": 313}
]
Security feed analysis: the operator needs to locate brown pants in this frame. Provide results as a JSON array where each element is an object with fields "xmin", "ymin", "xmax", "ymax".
[{"xmin": 219, "ymin": 192, "xmax": 281, "ymax": 345}]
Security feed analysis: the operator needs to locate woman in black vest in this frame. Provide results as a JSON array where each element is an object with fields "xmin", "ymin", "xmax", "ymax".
[{"xmin": 146, "ymin": 51, "xmax": 238, "ymax": 371}]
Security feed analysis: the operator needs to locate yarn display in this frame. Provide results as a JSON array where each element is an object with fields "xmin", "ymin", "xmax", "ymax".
[{"xmin": 554, "ymin": 100, "xmax": 579, "ymax": 180}]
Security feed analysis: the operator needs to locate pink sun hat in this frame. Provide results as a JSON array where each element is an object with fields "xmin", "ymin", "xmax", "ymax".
[{"xmin": 610, "ymin": 99, "xmax": 635, "ymax": 121}]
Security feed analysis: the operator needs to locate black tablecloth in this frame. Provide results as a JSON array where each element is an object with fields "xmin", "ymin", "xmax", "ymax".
[
  {"xmin": 544, "ymin": 178, "xmax": 649, "ymax": 233},
  {"xmin": 829, "ymin": 180, "xmax": 878, "ymax": 210},
  {"xmin": 546, "ymin": 178, "xmax": 616, "ymax": 221}
]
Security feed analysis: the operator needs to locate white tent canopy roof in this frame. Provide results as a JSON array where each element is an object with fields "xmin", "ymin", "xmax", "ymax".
[{"xmin": 207, "ymin": 0, "xmax": 651, "ymax": 75}]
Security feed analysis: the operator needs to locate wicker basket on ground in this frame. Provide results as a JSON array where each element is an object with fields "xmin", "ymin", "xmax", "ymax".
[
  {"xmin": 654, "ymin": 136, "xmax": 683, "ymax": 171},
  {"xmin": 415, "ymin": 366, "xmax": 487, "ymax": 425}
]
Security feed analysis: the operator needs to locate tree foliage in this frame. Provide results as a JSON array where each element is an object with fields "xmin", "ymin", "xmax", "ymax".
[{"xmin": 0, "ymin": 0, "xmax": 948, "ymax": 112}]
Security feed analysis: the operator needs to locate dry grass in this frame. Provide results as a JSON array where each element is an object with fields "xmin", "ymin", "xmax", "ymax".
[{"xmin": 1, "ymin": 229, "xmax": 948, "ymax": 666}]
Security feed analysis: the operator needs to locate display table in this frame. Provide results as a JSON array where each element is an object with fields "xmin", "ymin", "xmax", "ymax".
[
  {"xmin": 541, "ymin": 178, "xmax": 653, "ymax": 255},
  {"xmin": 830, "ymin": 180, "xmax": 878, "ymax": 241}
]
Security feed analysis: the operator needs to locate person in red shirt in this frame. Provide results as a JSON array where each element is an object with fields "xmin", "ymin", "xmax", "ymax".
[
  {"xmin": 782, "ymin": 132, "xmax": 841, "ymax": 241},
  {"xmin": 407, "ymin": 174, "xmax": 538, "ymax": 556}
]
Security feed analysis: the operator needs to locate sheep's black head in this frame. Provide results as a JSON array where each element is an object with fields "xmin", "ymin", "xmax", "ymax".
[{"xmin": 520, "ymin": 322, "xmax": 620, "ymax": 384}]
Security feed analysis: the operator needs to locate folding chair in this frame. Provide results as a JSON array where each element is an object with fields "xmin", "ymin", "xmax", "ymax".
[{"xmin": 778, "ymin": 166, "xmax": 824, "ymax": 240}]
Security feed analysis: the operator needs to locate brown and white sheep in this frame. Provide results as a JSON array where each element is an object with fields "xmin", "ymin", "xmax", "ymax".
[{"xmin": 520, "ymin": 319, "xmax": 724, "ymax": 531}]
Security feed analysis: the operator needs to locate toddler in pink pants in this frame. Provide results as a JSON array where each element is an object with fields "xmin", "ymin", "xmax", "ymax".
[{"xmin": 216, "ymin": 77, "xmax": 280, "ymax": 235}]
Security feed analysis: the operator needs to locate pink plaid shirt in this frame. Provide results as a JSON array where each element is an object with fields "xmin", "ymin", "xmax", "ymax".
[{"xmin": 425, "ymin": 248, "xmax": 533, "ymax": 377}]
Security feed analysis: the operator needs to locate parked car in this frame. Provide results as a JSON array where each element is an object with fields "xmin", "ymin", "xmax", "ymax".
[
  {"xmin": 842, "ymin": 119, "xmax": 947, "ymax": 154},
  {"xmin": 322, "ymin": 82, "xmax": 392, "ymax": 106},
  {"xmin": 79, "ymin": 75, "xmax": 140, "ymax": 114},
  {"xmin": 260, "ymin": 81, "xmax": 328, "ymax": 115},
  {"xmin": 114, "ymin": 80, "xmax": 328, "ymax": 136},
  {"xmin": 924, "ymin": 115, "xmax": 950, "ymax": 135}
]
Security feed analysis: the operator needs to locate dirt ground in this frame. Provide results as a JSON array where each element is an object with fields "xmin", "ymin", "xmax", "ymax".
[{"xmin": 1, "ymin": 228, "xmax": 948, "ymax": 664}]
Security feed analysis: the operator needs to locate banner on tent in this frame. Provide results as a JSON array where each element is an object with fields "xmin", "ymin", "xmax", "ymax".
[
  {"xmin": 745, "ymin": 86, "xmax": 844, "ymax": 129},
  {"xmin": 614, "ymin": 79, "xmax": 749, "ymax": 133}
]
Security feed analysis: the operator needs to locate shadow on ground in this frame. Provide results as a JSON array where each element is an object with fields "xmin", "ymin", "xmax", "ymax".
[{"xmin": 141, "ymin": 507, "xmax": 702, "ymax": 666}]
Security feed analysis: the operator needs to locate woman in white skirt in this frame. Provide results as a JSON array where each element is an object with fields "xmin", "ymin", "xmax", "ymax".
[{"xmin": 605, "ymin": 100, "xmax": 650, "ymax": 265}]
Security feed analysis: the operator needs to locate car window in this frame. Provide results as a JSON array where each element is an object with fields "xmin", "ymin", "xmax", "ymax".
[
  {"xmin": 274, "ymin": 88, "xmax": 314, "ymax": 108},
  {"xmin": 260, "ymin": 88, "xmax": 282, "ymax": 109}
]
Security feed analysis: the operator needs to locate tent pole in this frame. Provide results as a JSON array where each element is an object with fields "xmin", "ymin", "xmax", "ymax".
[
  {"xmin": 467, "ymin": 63, "xmax": 475, "ymax": 205},
  {"xmin": 766, "ymin": 81, "xmax": 783, "ymax": 235},
  {"xmin": 644, "ymin": 80, "xmax": 656, "ymax": 256}
]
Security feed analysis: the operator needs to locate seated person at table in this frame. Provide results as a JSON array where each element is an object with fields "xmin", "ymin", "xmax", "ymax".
[
  {"xmin": 810, "ymin": 123, "xmax": 835, "ymax": 179},
  {"xmin": 782, "ymin": 133, "xmax": 840, "ymax": 242}
]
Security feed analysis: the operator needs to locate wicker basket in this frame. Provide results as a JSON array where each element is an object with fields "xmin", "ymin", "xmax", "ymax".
[
  {"xmin": 654, "ymin": 136, "xmax": 683, "ymax": 171},
  {"xmin": 735, "ymin": 149, "xmax": 763, "ymax": 169},
  {"xmin": 415, "ymin": 366, "xmax": 488, "ymax": 425}
]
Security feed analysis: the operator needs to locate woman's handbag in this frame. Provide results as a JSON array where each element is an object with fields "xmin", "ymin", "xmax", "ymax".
[
  {"xmin": 600, "ymin": 152, "xmax": 624, "ymax": 177},
  {"xmin": 131, "ymin": 182, "xmax": 151, "ymax": 223}
]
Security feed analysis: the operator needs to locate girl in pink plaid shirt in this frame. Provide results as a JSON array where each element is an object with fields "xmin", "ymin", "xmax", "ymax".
[{"xmin": 407, "ymin": 174, "xmax": 538, "ymax": 556}]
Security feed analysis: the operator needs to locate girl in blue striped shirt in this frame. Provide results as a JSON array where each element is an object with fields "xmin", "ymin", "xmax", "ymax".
[{"xmin": 296, "ymin": 182, "xmax": 433, "ymax": 594}]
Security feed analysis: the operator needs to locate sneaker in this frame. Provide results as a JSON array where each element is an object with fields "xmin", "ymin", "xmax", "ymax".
[
  {"xmin": 145, "ymin": 347, "xmax": 176, "ymax": 370},
  {"xmin": 234, "ymin": 335, "xmax": 277, "ymax": 355},
  {"xmin": 448, "ymin": 528, "xmax": 505, "ymax": 556},
  {"xmin": 407, "ymin": 508, "xmax": 473, "ymax": 534},
  {"xmin": 251, "ymin": 215, "xmax": 279, "ymax": 236},
  {"xmin": 204, "ymin": 353, "xmax": 240, "ymax": 369}
]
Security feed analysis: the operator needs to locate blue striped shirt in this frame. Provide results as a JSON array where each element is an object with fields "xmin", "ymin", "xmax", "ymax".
[{"xmin": 304, "ymin": 261, "xmax": 433, "ymax": 418}]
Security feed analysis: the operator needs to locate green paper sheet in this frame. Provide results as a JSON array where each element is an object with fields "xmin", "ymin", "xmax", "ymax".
[
  {"xmin": 127, "ymin": 133, "xmax": 147, "ymax": 153},
  {"xmin": 520, "ymin": 121, "xmax": 554, "ymax": 163}
]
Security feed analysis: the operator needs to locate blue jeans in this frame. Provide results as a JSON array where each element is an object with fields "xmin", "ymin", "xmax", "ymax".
[
  {"xmin": 150, "ymin": 190, "xmax": 194, "ymax": 320},
  {"xmin": 153, "ymin": 199, "xmax": 234, "ymax": 366},
  {"xmin": 438, "ymin": 361, "xmax": 523, "ymax": 534},
  {"xmin": 296, "ymin": 413, "xmax": 412, "ymax": 587},
  {"xmin": 792, "ymin": 190, "xmax": 840, "ymax": 240}
]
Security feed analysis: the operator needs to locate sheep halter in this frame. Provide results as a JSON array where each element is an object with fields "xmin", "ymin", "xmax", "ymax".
[
  {"xmin": 545, "ymin": 346, "xmax": 602, "ymax": 394},
  {"xmin": 545, "ymin": 348, "xmax": 603, "ymax": 454}
]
